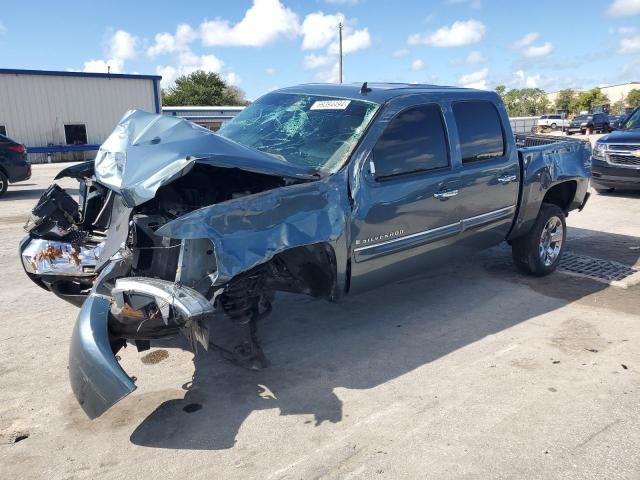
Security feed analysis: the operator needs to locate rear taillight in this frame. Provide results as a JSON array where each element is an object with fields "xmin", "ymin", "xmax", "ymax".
[{"xmin": 8, "ymin": 144, "xmax": 27, "ymax": 154}]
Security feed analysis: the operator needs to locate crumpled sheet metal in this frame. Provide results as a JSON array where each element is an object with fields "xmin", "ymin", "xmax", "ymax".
[
  {"xmin": 95, "ymin": 110, "xmax": 317, "ymax": 206},
  {"xmin": 509, "ymin": 139, "xmax": 591, "ymax": 239},
  {"xmin": 156, "ymin": 176, "xmax": 350, "ymax": 285}
]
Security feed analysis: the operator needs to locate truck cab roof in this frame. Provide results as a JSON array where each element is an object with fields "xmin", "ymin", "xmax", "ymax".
[{"xmin": 274, "ymin": 82, "xmax": 489, "ymax": 104}]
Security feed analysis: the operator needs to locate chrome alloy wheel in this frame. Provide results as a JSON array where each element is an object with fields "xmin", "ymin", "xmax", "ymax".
[{"xmin": 539, "ymin": 216, "xmax": 563, "ymax": 267}]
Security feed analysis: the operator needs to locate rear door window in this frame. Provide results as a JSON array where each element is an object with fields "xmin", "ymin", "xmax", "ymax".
[
  {"xmin": 453, "ymin": 101, "xmax": 505, "ymax": 164},
  {"xmin": 373, "ymin": 104, "xmax": 449, "ymax": 179}
]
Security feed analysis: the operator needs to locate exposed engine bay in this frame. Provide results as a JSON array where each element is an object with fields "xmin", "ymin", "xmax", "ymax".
[{"xmin": 19, "ymin": 110, "xmax": 346, "ymax": 418}]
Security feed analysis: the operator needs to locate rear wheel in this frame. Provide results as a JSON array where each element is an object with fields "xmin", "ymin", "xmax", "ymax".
[
  {"xmin": 0, "ymin": 172, "xmax": 8, "ymax": 197},
  {"xmin": 550, "ymin": 122, "xmax": 557, "ymax": 129},
  {"xmin": 512, "ymin": 203, "xmax": 566, "ymax": 276}
]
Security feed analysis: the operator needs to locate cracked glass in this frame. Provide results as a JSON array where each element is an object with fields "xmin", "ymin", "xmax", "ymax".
[{"xmin": 218, "ymin": 92, "xmax": 379, "ymax": 174}]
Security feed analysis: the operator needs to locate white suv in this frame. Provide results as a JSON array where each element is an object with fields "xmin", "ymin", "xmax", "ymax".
[{"xmin": 538, "ymin": 114, "xmax": 569, "ymax": 129}]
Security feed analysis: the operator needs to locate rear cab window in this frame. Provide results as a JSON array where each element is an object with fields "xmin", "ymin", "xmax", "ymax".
[
  {"xmin": 452, "ymin": 101, "xmax": 505, "ymax": 164},
  {"xmin": 373, "ymin": 104, "xmax": 449, "ymax": 179}
]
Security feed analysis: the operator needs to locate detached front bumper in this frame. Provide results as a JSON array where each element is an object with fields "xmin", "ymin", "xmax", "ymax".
[
  {"xmin": 69, "ymin": 295, "xmax": 136, "ymax": 419},
  {"xmin": 69, "ymin": 277, "xmax": 214, "ymax": 418}
]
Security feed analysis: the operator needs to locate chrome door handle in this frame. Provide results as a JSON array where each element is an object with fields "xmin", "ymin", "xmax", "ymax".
[
  {"xmin": 433, "ymin": 189, "xmax": 459, "ymax": 200},
  {"xmin": 497, "ymin": 174, "xmax": 517, "ymax": 184}
]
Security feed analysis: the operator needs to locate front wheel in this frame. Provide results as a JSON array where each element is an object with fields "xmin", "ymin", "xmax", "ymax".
[
  {"xmin": 511, "ymin": 203, "xmax": 567, "ymax": 276},
  {"xmin": 0, "ymin": 171, "xmax": 8, "ymax": 197},
  {"xmin": 550, "ymin": 122, "xmax": 557, "ymax": 129}
]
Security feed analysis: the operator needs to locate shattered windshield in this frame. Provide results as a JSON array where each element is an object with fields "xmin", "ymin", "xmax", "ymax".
[{"xmin": 218, "ymin": 92, "xmax": 379, "ymax": 174}]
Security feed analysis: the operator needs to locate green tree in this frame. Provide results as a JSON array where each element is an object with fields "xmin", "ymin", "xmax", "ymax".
[
  {"xmin": 495, "ymin": 85, "xmax": 507, "ymax": 98},
  {"xmin": 162, "ymin": 70, "xmax": 249, "ymax": 106},
  {"xmin": 500, "ymin": 87, "xmax": 549, "ymax": 116},
  {"xmin": 554, "ymin": 89, "xmax": 575, "ymax": 113},
  {"xmin": 626, "ymin": 89, "xmax": 640, "ymax": 108},
  {"xmin": 571, "ymin": 88, "xmax": 610, "ymax": 114}
]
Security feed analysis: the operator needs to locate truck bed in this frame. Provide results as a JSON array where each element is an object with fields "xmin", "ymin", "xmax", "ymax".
[
  {"xmin": 508, "ymin": 134, "xmax": 592, "ymax": 240},
  {"xmin": 514, "ymin": 133, "xmax": 590, "ymax": 149}
]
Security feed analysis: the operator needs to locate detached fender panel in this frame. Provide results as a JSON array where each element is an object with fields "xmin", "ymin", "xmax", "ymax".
[{"xmin": 69, "ymin": 295, "xmax": 136, "ymax": 419}]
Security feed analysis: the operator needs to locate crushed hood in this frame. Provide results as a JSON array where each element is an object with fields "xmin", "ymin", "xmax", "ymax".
[{"xmin": 94, "ymin": 110, "xmax": 318, "ymax": 206}]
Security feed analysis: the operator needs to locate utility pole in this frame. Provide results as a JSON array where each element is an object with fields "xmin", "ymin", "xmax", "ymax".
[{"xmin": 338, "ymin": 22, "xmax": 343, "ymax": 84}]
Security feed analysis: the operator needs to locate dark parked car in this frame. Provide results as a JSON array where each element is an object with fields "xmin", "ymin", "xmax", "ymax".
[
  {"xmin": 19, "ymin": 84, "xmax": 591, "ymax": 419},
  {"xmin": 0, "ymin": 134, "xmax": 31, "ymax": 197},
  {"xmin": 566, "ymin": 113, "xmax": 610, "ymax": 135},
  {"xmin": 591, "ymin": 107, "xmax": 640, "ymax": 192}
]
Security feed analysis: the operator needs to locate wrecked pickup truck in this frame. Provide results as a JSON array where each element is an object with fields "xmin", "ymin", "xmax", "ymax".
[{"xmin": 19, "ymin": 83, "xmax": 591, "ymax": 419}]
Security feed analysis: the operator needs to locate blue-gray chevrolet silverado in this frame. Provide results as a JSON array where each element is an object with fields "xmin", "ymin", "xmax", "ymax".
[{"xmin": 19, "ymin": 83, "xmax": 591, "ymax": 419}]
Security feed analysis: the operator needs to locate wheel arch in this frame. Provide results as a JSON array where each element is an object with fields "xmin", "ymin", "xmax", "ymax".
[
  {"xmin": 269, "ymin": 242, "xmax": 339, "ymax": 300},
  {"xmin": 541, "ymin": 180, "xmax": 577, "ymax": 214}
]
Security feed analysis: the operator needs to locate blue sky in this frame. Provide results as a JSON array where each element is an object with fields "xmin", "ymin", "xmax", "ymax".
[{"xmin": 2, "ymin": 0, "xmax": 640, "ymax": 99}]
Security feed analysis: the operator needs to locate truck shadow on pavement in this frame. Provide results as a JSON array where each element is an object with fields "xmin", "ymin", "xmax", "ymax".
[{"xmin": 129, "ymin": 227, "xmax": 640, "ymax": 451}]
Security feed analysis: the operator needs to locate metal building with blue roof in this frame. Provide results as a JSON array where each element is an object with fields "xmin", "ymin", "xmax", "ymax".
[{"xmin": 0, "ymin": 68, "xmax": 162, "ymax": 163}]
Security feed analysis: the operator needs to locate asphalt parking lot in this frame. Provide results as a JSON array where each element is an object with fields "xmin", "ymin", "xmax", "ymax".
[{"xmin": 1, "ymin": 159, "xmax": 639, "ymax": 479}]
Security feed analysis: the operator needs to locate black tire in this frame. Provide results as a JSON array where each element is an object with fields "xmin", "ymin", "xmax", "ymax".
[
  {"xmin": 0, "ymin": 171, "xmax": 8, "ymax": 198},
  {"xmin": 550, "ymin": 122, "xmax": 557, "ymax": 129},
  {"xmin": 566, "ymin": 131, "xmax": 573, "ymax": 136},
  {"xmin": 512, "ymin": 203, "xmax": 567, "ymax": 277}
]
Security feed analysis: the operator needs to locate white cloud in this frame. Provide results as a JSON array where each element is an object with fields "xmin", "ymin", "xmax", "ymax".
[
  {"xmin": 266, "ymin": 67, "xmax": 276, "ymax": 75},
  {"xmin": 327, "ymin": 27, "xmax": 371, "ymax": 54},
  {"xmin": 304, "ymin": 54, "xmax": 340, "ymax": 82},
  {"xmin": 508, "ymin": 70, "xmax": 554, "ymax": 90},
  {"xmin": 458, "ymin": 67, "xmax": 488, "ymax": 89},
  {"xmin": 145, "ymin": 23, "xmax": 240, "ymax": 87},
  {"xmin": 411, "ymin": 59, "xmax": 425, "ymax": 71},
  {"xmin": 301, "ymin": 12, "xmax": 371, "ymax": 81},
  {"xmin": 82, "ymin": 29, "xmax": 138, "ymax": 73},
  {"xmin": 223, "ymin": 71, "xmax": 241, "ymax": 86},
  {"xmin": 147, "ymin": 24, "xmax": 197, "ymax": 57},
  {"xmin": 620, "ymin": 34, "xmax": 640, "ymax": 52},
  {"xmin": 408, "ymin": 19, "xmax": 486, "ymax": 47},
  {"xmin": 613, "ymin": 26, "xmax": 637, "ymax": 35},
  {"xmin": 522, "ymin": 41, "xmax": 553, "ymax": 57},
  {"xmin": 200, "ymin": 0, "xmax": 300, "ymax": 47},
  {"xmin": 301, "ymin": 12, "xmax": 371, "ymax": 55},
  {"xmin": 109, "ymin": 30, "xmax": 138, "ymax": 60},
  {"xmin": 464, "ymin": 50, "xmax": 486, "ymax": 64},
  {"xmin": 608, "ymin": 0, "xmax": 640, "ymax": 16},
  {"xmin": 301, "ymin": 12, "xmax": 343, "ymax": 50},
  {"xmin": 511, "ymin": 32, "xmax": 539, "ymax": 49},
  {"xmin": 511, "ymin": 32, "xmax": 553, "ymax": 58},
  {"xmin": 392, "ymin": 48, "xmax": 409, "ymax": 58},
  {"xmin": 83, "ymin": 59, "xmax": 123, "ymax": 74}
]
